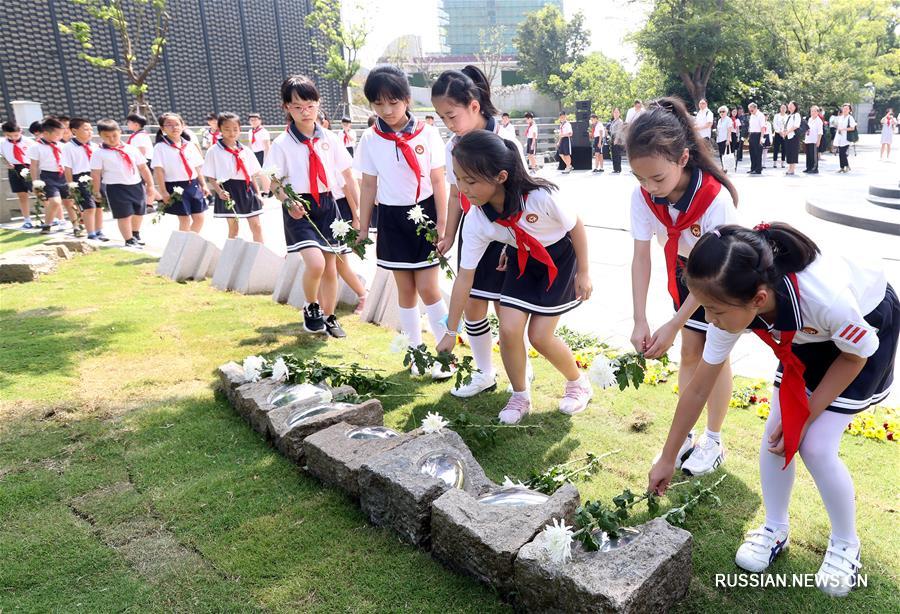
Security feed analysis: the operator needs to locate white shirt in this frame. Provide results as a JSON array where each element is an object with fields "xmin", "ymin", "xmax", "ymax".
[
  {"xmin": 90, "ymin": 143, "xmax": 146, "ymax": 185},
  {"xmin": 773, "ymin": 113, "xmax": 787, "ymax": 132},
  {"xmin": 202, "ymin": 141, "xmax": 262, "ymax": 183},
  {"xmin": 629, "ymin": 168, "xmax": 738, "ymax": 258},
  {"xmin": 592, "ymin": 122, "xmax": 605, "ymax": 139},
  {"xmin": 28, "ymin": 140, "xmax": 67, "ymax": 173},
  {"xmin": 249, "ymin": 127, "xmax": 271, "ymax": 153},
  {"xmin": 625, "ymin": 107, "xmax": 644, "ymax": 124},
  {"xmin": 702, "ymin": 252, "xmax": 887, "ymax": 396},
  {"xmin": 268, "ymin": 123, "xmax": 352, "ymax": 195},
  {"xmin": 804, "ymin": 116, "xmax": 824, "ymax": 144},
  {"xmin": 460, "ymin": 187, "xmax": 577, "ymax": 269},
  {"xmin": 833, "ymin": 114, "xmax": 857, "ymax": 147},
  {"xmin": 1, "ymin": 136, "xmax": 36, "ymax": 166},
  {"xmin": 694, "ymin": 108, "xmax": 714, "ymax": 138},
  {"xmin": 559, "ymin": 121, "xmax": 573, "ymax": 138},
  {"xmin": 355, "ymin": 116, "xmax": 445, "ymax": 206},
  {"xmin": 525, "ymin": 123, "xmax": 538, "ymax": 140},
  {"xmin": 125, "ymin": 131, "xmax": 154, "ymax": 158},
  {"xmin": 784, "ymin": 113, "xmax": 801, "ymax": 139},
  {"xmin": 748, "ymin": 111, "xmax": 765, "ymax": 133},
  {"xmin": 337, "ymin": 127, "xmax": 356, "ymax": 149},
  {"xmin": 716, "ymin": 117, "xmax": 731, "ymax": 143},
  {"xmin": 446, "ymin": 117, "xmax": 523, "ymax": 186},
  {"xmin": 62, "ymin": 139, "xmax": 96, "ymax": 174},
  {"xmin": 498, "ymin": 122, "xmax": 517, "ymax": 141},
  {"xmin": 151, "ymin": 137, "xmax": 206, "ymax": 181}
]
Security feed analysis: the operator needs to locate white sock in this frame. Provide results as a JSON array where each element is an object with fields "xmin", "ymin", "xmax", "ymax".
[
  {"xmin": 512, "ymin": 389, "xmax": 530, "ymax": 400},
  {"xmin": 465, "ymin": 318, "xmax": 495, "ymax": 378},
  {"xmin": 423, "ymin": 299, "xmax": 448, "ymax": 340},
  {"xmin": 398, "ymin": 306, "xmax": 423, "ymax": 347},
  {"xmin": 705, "ymin": 427, "xmax": 722, "ymax": 444}
]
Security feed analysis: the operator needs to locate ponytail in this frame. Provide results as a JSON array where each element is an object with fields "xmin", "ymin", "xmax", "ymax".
[
  {"xmin": 452, "ymin": 130, "xmax": 556, "ymax": 218},
  {"xmin": 155, "ymin": 112, "xmax": 186, "ymax": 143},
  {"xmin": 685, "ymin": 222, "xmax": 819, "ymax": 305},
  {"xmin": 432, "ymin": 66, "xmax": 498, "ymax": 120},
  {"xmin": 626, "ymin": 96, "xmax": 739, "ymax": 207}
]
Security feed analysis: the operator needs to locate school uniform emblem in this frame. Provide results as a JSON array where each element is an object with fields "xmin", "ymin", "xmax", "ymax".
[
  {"xmin": 414, "ymin": 144, "xmax": 425, "ymax": 154},
  {"xmin": 321, "ymin": 142, "xmax": 330, "ymax": 150},
  {"xmin": 525, "ymin": 213, "xmax": 539, "ymax": 223},
  {"xmin": 801, "ymin": 326, "xmax": 818, "ymax": 335},
  {"xmin": 690, "ymin": 223, "xmax": 702, "ymax": 237}
]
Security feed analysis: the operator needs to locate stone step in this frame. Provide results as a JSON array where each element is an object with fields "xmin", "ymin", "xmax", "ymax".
[
  {"xmin": 866, "ymin": 194, "xmax": 900, "ymax": 210},
  {"xmin": 869, "ymin": 183, "xmax": 900, "ymax": 200},
  {"xmin": 806, "ymin": 191, "xmax": 900, "ymax": 236}
]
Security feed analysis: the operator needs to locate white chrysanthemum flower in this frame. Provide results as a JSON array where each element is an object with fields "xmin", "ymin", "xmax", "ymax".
[
  {"xmin": 78, "ymin": 174, "xmax": 91, "ymax": 184},
  {"xmin": 502, "ymin": 476, "xmax": 528, "ymax": 488},
  {"xmin": 588, "ymin": 355, "xmax": 618, "ymax": 389},
  {"xmin": 389, "ymin": 333, "xmax": 411, "ymax": 354},
  {"xmin": 407, "ymin": 204, "xmax": 426, "ymax": 224},
  {"xmin": 172, "ymin": 186, "xmax": 185, "ymax": 195},
  {"xmin": 421, "ymin": 411, "xmax": 449, "ymax": 434},
  {"xmin": 32, "ymin": 180, "xmax": 46, "ymax": 189},
  {"xmin": 261, "ymin": 167, "xmax": 279, "ymax": 180},
  {"xmin": 67, "ymin": 182, "xmax": 79, "ymax": 189},
  {"xmin": 330, "ymin": 218, "xmax": 352, "ymax": 239},
  {"xmin": 19, "ymin": 168, "xmax": 30, "ymax": 178},
  {"xmin": 542, "ymin": 517, "xmax": 575, "ymax": 564},
  {"xmin": 270, "ymin": 356, "xmax": 289, "ymax": 382},
  {"xmin": 242, "ymin": 355, "xmax": 266, "ymax": 383}
]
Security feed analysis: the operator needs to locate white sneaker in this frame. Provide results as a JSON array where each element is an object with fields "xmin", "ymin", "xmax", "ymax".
[
  {"xmin": 652, "ymin": 432, "xmax": 695, "ymax": 470},
  {"xmin": 499, "ymin": 394, "xmax": 530, "ymax": 424},
  {"xmin": 558, "ymin": 375, "xmax": 593, "ymax": 415},
  {"xmin": 735, "ymin": 525, "xmax": 789, "ymax": 573},
  {"xmin": 815, "ymin": 540, "xmax": 862, "ymax": 597},
  {"xmin": 451, "ymin": 370, "xmax": 497, "ymax": 398},
  {"xmin": 431, "ymin": 361, "xmax": 455, "ymax": 381},
  {"xmin": 681, "ymin": 435, "xmax": 725, "ymax": 476},
  {"xmin": 506, "ymin": 361, "xmax": 534, "ymax": 392}
]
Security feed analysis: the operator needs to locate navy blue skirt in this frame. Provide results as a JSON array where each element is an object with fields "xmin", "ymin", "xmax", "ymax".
[
  {"xmin": 775, "ymin": 284, "xmax": 899, "ymax": 414},
  {"xmin": 282, "ymin": 191, "xmax": 340, "ymax": 253},
  {"xmin": 164, "ymin": 179, "xmax": 207, "ymax": 216},
  {"xmin": 499, "ymin": 234, "xmax": 580, "ymax": 316},
  {"xmin": 375, "ymin": 196, "xmax": 439, "ymax": 270},
  {"xmin": 557, "ymin": 137, "xmax": 572, "ymax": 156},
  {"xmin": 458, "ymin": 212, "xmax": 504, "ymax": 301},
  {"xmin": 526, "ymin": 138, "xmax": 536, "ymax": 155},
  {"xmin": 676, "ymin": 255, "xmax": 709, "ymax": 333},
  {"xmin": 213, "ymin": 179, "xmax": 262, "ymax": 218}
]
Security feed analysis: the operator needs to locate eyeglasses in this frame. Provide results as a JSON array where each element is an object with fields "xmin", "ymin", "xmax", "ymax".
[{"xmin": 286, "ymin": 102, "xmax": 319, "ymax": 113}]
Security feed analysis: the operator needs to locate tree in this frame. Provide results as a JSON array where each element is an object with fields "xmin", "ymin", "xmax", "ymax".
[
  {"xmin": 631, "ymin": 0, "xmax": 746, "ymax": 106},
  {"xmin": 59, "ymin": 0, "xmax": 170, "ymax": 121},
  {"xmin": 306, "ymin": 0, "xmax": 368, "ymax": 114},
  {"xmin": 513, "ymin": 5, "xmax": 590, "ymax": 109},
  {"xmin": 476, "ymin": 25, "xmax": 506, "ymax": 86},
  {"xmin": 549, "ymin": 53, "xmax": 634, "ymax": 118}
]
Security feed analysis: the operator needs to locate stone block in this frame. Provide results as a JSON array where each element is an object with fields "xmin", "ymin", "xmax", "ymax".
[
  {"xmin": 357, "ymin": 429, "xmax": 495, "ymax": 547},
  {"xmin": 272, "ymin": 252, "xmax": 303, "ymax": 303},
  {"xmin": 44, "ymin": 237, "xmax": 96, "ymax": 254},
  {"xmin": 0, "ymin": 253, "xmax": 55, "ymax": 282},
  {"xmin": 359, "ymin": 267, "xmax": 401, "ymax": 331},
  {"xmin": 32, "ymin": 244, "xmax": 73, "ymax": 261},
  {"xmin": 216, "ymin": 361, "xmax": 246, "ymax": 407},
  {"xmin": 513, "ymin": 517, "xmax": 692, "ymax": 613},
  {"xmin": 431, "ymin": 484, "xmax": 580, "ymax": 594},
  {"xmin": 303, "ymin": 421, "xmax": 411, "ymax": 498},
  {"xmin": 232, "ymin": 242, "xmax": 283, "ymax": 294},
  {"xmin": 156, "ymin": 230, "xmax": 220, "ymax": 281},
  {"xmin": 268, "ymin": 398, "xmax": 384, "ymax": 464},
  {"xmin": 211, "ymin": 238, "xmax": 246, "ymax": 291}
]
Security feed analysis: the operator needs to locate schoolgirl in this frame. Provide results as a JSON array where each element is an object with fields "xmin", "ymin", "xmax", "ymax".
[
  {"xmin": 782, "ymin": 101, "xmax": 801, "ymax": 176},
  {"xmin": 524, "ymin": 112, "xmax": 538, "ymax": 173},
  {"xmin": 557, "ymin": 112, "xmax": 573, "ymax": 173},
  {"xmin": 356, "ymin": 65, "xmax": 451, "ymax": 379},
  {"xmin": 627, "ymin": 97, "xmax": 740, "ymax": 476},
  {"xmin": 436, "ymin": 130, "xmax": 592, "ymax": 423},
  {"xmin": 152, "ymin": 112, "xmax": 210, "ymax": 233},
  {"xmin": 648, "ymin": 223, "xmax": 897, "ymax": 597},
  {"xmin": 202, "ymin": 112, "xmax": 264, "ymax": 242},
  {"xmin": 125, "ymin": 113, "xmax": 154, "ymax": 164},
  {"xmin": 267, "ymin": 75, "xmax": 356, "ymax": 338},
  {"xmin": 590, "ymin": 113, "xmax": 606, "ymax": 173}
]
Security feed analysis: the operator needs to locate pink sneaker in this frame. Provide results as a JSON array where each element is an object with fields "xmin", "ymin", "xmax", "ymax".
[
  {"xmin": 354, "ymin": 294, "xmax": 367, "ymax": 315},
  {"xmin": 498, "ymin": 394, "xmax": 531, "ymax": 424},
  {"xmin": 559, "ymin": 376, "xmax": 592, "ymax": 415}
]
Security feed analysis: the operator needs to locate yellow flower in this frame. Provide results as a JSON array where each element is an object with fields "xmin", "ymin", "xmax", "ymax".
[
  {"xmin": 528, "ymin": 348, "xmax": 539, "ymax": 358},
  {"xmin": 672, "ymin": 384, "xmax": 679, "ymax": 394}
]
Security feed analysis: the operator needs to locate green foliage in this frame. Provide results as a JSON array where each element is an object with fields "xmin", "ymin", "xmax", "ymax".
[
  {"xmin": 513, "ymin": 5, "xmax": 590, "ymax": 104},
  {"xmin": 260, "ymin": 355, "xmax": 396, "ymax": 397},
  {"xmin": 306, "ymin": 0, "xmax": 368, "ymax": 100},
  {"xmin": 448, "ymin": 412, "xmax": 542, "ymax": 447},
  {"xmin": 403, "ymin": 344, "xmax": 477, "ymax": 389},
  {"xmin": 511, "ymin": 451, "xmax": 620, "ymax": 495}
]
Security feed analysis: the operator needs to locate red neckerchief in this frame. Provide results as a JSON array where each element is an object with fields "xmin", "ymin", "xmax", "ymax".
[
  {"xmin": 72, "ymin": 138, "xmax": 92, "ymax": 161},
  {"xmin": 640, "ymin": 171, "xmax": 721, "ymax": 307},
  {"xmin": 41, "ymin": 138, "xmax": 64, "ymax": 176},
  {"xmin": 162, "ymin": 136, "xmax": 194, "ymax": 179},
  {"xmin": 251, "ymin": 127, "xmax": 261, "ymax": 146},
  {"xmin": 287, "ymin": 123, "xmax": 329, "ymax": 206},
  {"xmin": 210, "ymin": 130, "xmax": 220, "ymax": 145},
  {"xmin": 372, "ymin": 120, "xmax": 426, "ymax": 201},
  {"xmin": 751, "ymin": 273, "xmax": 809, "ymax": 468},
  {"xmin": 460, "ymin": 192, "xmax": 472, "ymax": 214},
  {"xmin": 127, "ymin": 130, "xmax": 142, "ymax": 145},
  {"xmin": 10, "ymin": 138, "xmax": 27, "ymax": 165},
  {"xmin": 221, "ymin": 142, "xmax": 252, "ymax": 188},
  {"xmin": 343, "ymin": 129, "xmax": 351, "ymax": 146},
  {"xmin": 101, "ymin": 143, "xmax": 134, "ymax": 175},
  {"xmin": 494, "ymin": 193, "xmax": 559, "ymax": 290}
]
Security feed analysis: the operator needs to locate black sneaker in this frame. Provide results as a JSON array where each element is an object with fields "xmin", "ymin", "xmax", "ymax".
[
  {"xmin": 95, "ymin": 231, "xmax": 110, "ymax": 242},
  {"xmin": 303, "ymin": 302, "xmax": 326, "ymax": 334},
  {"xmin": 132, "ymin": 231, "xmax": 145, "ymax": 246},
  {"xmin": 40, "ymin": 225, "xmax": 51, "ymax": 234},
  {"xmin": 124, "ymin": 237, "xmax": 141, "ymax": 249},
  {"xmin": 324, "ymin": 315, "xmax": 346, "ymax": 338}
]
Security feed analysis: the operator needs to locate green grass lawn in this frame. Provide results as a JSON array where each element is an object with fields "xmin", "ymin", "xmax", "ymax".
[{"xmin": 0, "ymin": 243, "xmax": 898, "ymax": 613}]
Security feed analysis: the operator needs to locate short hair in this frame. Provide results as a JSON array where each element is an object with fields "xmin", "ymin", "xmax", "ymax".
[
  {"xmin": 96, "ymin": 119, "xmax": 120, "ymax": 133},
  {"xmin": 55, "ymin": 114, "xmax": 70, "ymax": 123},
  {"xmin": 248, "ymin": 112, "xmax": 261, "ymax": 119},
  {"xmin": 69, "ymin": 117, "xmax": 90, "ymax": 130},
  {"xmin": 634, "ymin": 100, "xmax": 642, "ymax": 105},
  {"xmin": 281, "ymin": 75, "xmax": 319, "ymax": 103},
  {"xmin": 699, "ymin": 98, "xmax": 707, "ymax": 104},
  {"xmin": 29, "ymin": 120, "xmax": 42, "ymax": 135},
  {"xmin": 590, "ymin": 113, "xmax": 598, "ymax": 119},
  {"xmin": 502, "ymin": 112, "xmax": 510, "ymax": 118},
  {"xmin": 748, "ymin": 102, "xmax": 758, "ymax": 109},
  {"xmin": 367, "ymin": 114, "xmax": 377, "ymax": 127},
  {"xmin": 42, "ymin": 117, "xmax": 64, "ymax": 131},
  {"xmin": 524, "ymin": 111, "xmax": 534, "ymax": 119},
  {"xmin": 363, "ymin": 65, "xmax": 411, "ymax": 103},
  {"xmin": 206, "ymin": 112, "xmax": 218, "ymax": 121},
  {"xmin": 217, "ymin": 112, "xmax": 240, "ymax": 129},
  {"xmin": 1, "ymin": 120, "xmax": 20, "ymax": 133},
  {"xmin": 842, "ymin": 102, "xmax": 852, "ymax": 109},
  {"xmin": 424, "ymin": 114, "xmax": 434, "ymax": 120},
  {"xmin": 717, "ymin": 105, "xmax": 728, "ymax": 113},
  {"xmin": 558, "ymin": 111, "xmax": 567, "ymax": 117},
  {"xmin": 341, "ymin": 116, "xmax": 351, "ymax": 123},
  {"xmin": 126, "ymin": 113, "xmax": 147, "ymax": 127}
]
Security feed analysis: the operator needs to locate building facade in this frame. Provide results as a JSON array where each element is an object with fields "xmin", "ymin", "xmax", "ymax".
[
  {"xmin": 439, "ymin": 0, "xmax": 563, "ymax": 56},
  {"xmin": 0, "ymin": 0, "xmax": 341, "ymax": 125}
]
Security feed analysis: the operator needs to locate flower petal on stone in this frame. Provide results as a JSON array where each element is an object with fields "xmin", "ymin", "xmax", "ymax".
[
  {"xmin": 542, "ymin": 517, "xmax": 575, "ymax": 564},
  {"xmin": 421, "ymin": 411, "xmax": 449, "ymax": 434},
  {"xmin": 271, "ymin": 356, "xmax": 289, "ymax": 382},
  {"xmin": 242, "ymin": 355, "xmax": 266, "ymax": 383}
]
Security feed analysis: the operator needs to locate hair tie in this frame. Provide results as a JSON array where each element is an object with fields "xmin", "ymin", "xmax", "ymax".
[
  {"xmin": 754, "ymin": 222, "xmax": 771, "ymax": 232},
  {"xmin": 711, "ymin": 229, "xmax": 721, "ymax": 237}
]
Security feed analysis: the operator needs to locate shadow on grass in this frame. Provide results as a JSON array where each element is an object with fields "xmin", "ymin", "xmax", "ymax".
[
  {"xmin": 0, "ymin": 230, "xmax": 46, "ymax": 250},
  {"xmin": 113, "ymin": 257, "xmax": 158, "ymax": 267}
]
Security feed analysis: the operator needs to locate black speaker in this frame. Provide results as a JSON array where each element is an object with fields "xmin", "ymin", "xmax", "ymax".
[
  {"xmin": 570, "ymin": 121, "xmax": 590, "ymax": 148},
  {"xmin": 571, "ymin": 145, "xmax": 592, "ymax": 170},
  {"xmin": 575, "ymin": 100, "xmax": 591, "ymax": 111}
]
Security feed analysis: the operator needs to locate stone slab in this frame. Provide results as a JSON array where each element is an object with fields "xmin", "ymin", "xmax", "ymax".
[
  {"xmin": 303, "ymin": 421, "xmax": 411, "ymax": 498},
  {"xmin": 216, "ymin": 361, "xmax": 246, "ymax": 407},
  {"xmin": 44, "ymin": 237, "xmax": 96, "ymax": 254},
  {"xmin": 0, "ymin": 253, "xmax": 55, "ymax": 282},
  {"xmin": 32, "ymin": 244, "xmax": 73, "ymax": 261},
  {"xmin": 513, "ymin": 517, "xmax": 692, "ymax": 613},
  {"xmin": 156, "ymin": 231, "xmax": 220, "ymax": 281},
  {"xmin": 358, "ymin": 429, "xmax": 495, "ymax": 547},
  {"xmin": 233, "ymin": 242, "xmax": 283, "ymax": 294},
  {"xmin": 431, "ymin": 484, "xmax": 580, "ymax": 594},
  {"xmin": 269, "ymin": 398, "xmax": 384, "ymax": 464},
  {"xmin": 359, "ymin": 267, "xmax": 402, "ymax": 331},
  {"xmin": 211, "ymin": 238, "xmax": 246, "ymax": 291},
  {"xmin": 272, "ymin": 252, "xmax": 303, "ymax": 303}
]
